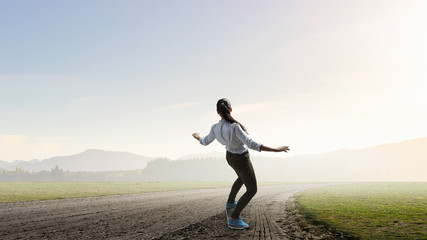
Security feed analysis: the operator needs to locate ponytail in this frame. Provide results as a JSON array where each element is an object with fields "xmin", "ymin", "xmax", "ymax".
[{"xmin": 216, "ymin": 98, "xmax": 248, "ymax": 133}]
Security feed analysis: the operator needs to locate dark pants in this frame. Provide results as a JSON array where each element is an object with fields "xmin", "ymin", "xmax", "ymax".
[{"xmin": 226, "ymin": 151, "xmax": 257, "ymax": 219}]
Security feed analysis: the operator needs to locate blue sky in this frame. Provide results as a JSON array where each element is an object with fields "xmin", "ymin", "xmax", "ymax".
[{"xmin": 1, "ymin": 1, "xmax": 427, "ymax": 161}]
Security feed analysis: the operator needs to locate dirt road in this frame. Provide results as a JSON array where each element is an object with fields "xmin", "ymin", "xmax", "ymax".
[{"xmin": 0, "ymin": 184, "xmax": 323, "ymax": 239}]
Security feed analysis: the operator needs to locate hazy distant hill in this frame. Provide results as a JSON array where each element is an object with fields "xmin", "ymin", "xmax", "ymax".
[
  {"xmin": 1, "ymin": 137, "xmax": 426, "ymax": 181},
  {"xmin": 176, "ymin": 151, "xmax": 225, "ymax": 160},
  {"xmin": 253, "ymin": 137, "xmax": 427, "ymax": 182},
  {"xmin": 0, "ymin": 149, "xmax": 153, "ymax": 172},
  {"xmin": 0, "ymin": 160, "xmax": 29, "ymax": 171},
  {"xmin": 140, "ymin": 157, "xmax": 235, "ymax": 181},
  {"xmin": 143, "ymin": 137, "xmax": 427, "ymax": 182}
]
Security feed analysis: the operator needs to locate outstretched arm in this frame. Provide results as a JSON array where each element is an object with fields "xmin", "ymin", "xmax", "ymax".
[
  {"xmin": 192, "ymin": 131, "xmax": 215, "ymax": 146},
  {"xmin": 260, "ymin": 145, "xmax": 290, "ymax": 153}
]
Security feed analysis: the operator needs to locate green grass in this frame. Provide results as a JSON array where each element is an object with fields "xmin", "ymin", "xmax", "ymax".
[
  {"xmin": 0, "ymin": 182, "xmax": 235, "ymax": 203},
  {"xmin": 296, "ymin": 183, "xmax": 427, "ymax": 239},
  {"xmin": 0, "ymin": 181, "xmax": 295, "ymax": 203}
]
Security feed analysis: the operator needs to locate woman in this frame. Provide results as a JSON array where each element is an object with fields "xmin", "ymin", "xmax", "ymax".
[{"xmin": 192, "ymin": 98, "xmax": 289, "ymax": 230}]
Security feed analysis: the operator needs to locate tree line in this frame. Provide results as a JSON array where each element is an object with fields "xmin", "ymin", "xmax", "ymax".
[
  {"xmin": 0, "ymin": 157, "xmax": 235, "ymax": 182},
  {"xmin": 0, "ymin": 165, "xmax": 145, "ymax": 182}
]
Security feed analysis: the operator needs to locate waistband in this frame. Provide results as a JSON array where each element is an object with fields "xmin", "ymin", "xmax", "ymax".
[{"xmin": 226, "ymin": 150, "xmax": 249, "ymax": 156}]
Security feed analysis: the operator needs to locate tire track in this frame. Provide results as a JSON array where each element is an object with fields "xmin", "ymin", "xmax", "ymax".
[
  {"xmin": 248, "ymin": 185, "xmax": 315, "ymax": 240},
  {"xmin": 156, "ymin": 184, "xmax": 324, "ymax": 240}
]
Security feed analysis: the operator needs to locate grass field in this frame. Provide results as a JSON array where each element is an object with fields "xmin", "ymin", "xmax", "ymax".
[
  {"xmin": 0, "ymin": 181, "xmax": 293, "ymax": 203},
  {"xmin": 0, "ymin": 182, "xmax": 236, "ymax": 203},
  {"xmin": 296, "ymin": 183, "xmax": 427, "ymax": 239}
]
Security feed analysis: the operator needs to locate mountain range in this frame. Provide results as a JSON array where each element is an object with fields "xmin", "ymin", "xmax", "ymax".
[
  {"xmin": 137, "ymin": 137, "xmax": 427, "ymax": 182},
  {"xmin": 1, "ymin": 137, "xmax": 426, "ymax": 181},
  {"xmin": 252, "ymin": 137, "xmax": 427, "ymax": 182},
  {"xmin": 0, "ymin": 149, "xmax": 153, "ymax": 172}
]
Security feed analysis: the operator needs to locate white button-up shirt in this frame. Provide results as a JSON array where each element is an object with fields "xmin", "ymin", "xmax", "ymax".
[{"xmin": 199, "ymin": 120, "xmax": 262, "ymax": 154}]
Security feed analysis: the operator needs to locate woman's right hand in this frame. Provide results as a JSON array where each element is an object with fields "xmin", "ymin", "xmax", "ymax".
[
  {"xmin": 260, "ymin": 145, "xmax": 290, "ymax": 152},
  {"xmin": 192, "ymin": 133, "xmax": 201, "ymax": 141},
  {"xmin": 277, "ymin": 146, "xmax": 290, "ymax": 152}
]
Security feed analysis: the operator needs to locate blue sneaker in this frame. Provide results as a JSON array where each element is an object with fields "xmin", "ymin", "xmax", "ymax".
[
  {"xmin": 225, "ymin": 201, "xmax": 237, "ymax": 219},
  {"xmin": 228, "ymin": 217, "xmax": 249, "ymax": 230}
]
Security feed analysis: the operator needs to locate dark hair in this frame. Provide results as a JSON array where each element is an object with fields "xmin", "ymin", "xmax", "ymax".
[{"xmin": 216, "ymin": 98, "xmax": 248, "ymax": 133}]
